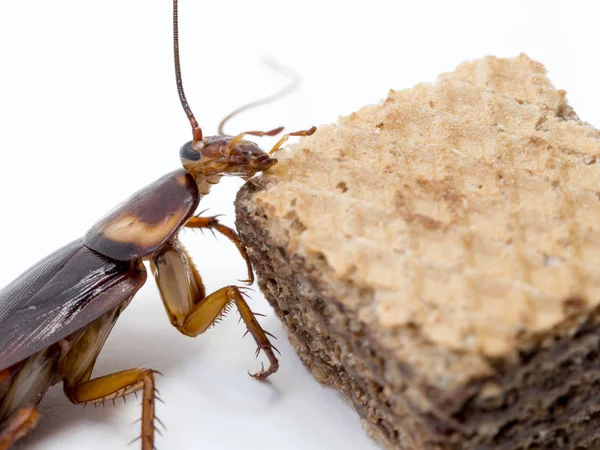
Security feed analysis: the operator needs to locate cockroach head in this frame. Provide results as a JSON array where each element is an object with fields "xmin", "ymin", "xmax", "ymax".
[{"xmin": 180, "ymin": 135, "xmax": 278, "ymax": 180}]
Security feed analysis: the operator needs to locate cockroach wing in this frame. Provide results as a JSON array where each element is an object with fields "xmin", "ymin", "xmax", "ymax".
[{"xmin": 0, "ymin": 239, "xmax": 146, "ymax": 371}]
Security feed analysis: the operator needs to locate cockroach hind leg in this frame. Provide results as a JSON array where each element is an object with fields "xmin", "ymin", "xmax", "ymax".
[{"xmin": 64, "ymin": 368, "xmax": 159, "ymax": 450}]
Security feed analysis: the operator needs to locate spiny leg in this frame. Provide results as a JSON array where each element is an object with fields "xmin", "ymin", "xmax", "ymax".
[
  {"xmin": 183, "ymin": 286, "xmax": 279, "ymax": 380},
  {"xmin": 60, "ymin": 305, "xmax": 160, "ymax": 450},
  {"xmin": 0, "ymin": 406, "xmax": 39, "ymax": 450},
  {"xmin": 234, "ymin": 289, "xmax": 280, "ymax": 379},
  {"xmin": 152, "ymin": 240, "xmax": 278, "ymax": 379},
  {"xmin": 64, "ymin": 369, "xmax": 158, "ymax": 450},
  {"xmin": 185, "ymin": 215, "xmax": 254, "ymax": 284}
]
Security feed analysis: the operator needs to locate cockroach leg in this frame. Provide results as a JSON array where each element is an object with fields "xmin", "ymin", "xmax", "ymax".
[
  {"xmin": 64, "ymin": 368, "xmax": 157, "ymax": 450},
  {"xmin": 183, "ymin": 286, "xmax": 279, "ymax": 380},
  {"xmin": 0, "ymin": 406, "xmax": 39, "ymax": 450},
  {"xmin": 227, "ymin": 126, "xmax": 285, "ymax": 151},
  {"xmin": 234, "ymin": 291, "xmax": 280, "ymax": 380},
  {"xmin": 244, "ymin": 127, "xmax": 285, "ymax": 137},
  {"xmin": 185, "ymin": 215, "xmax": 254, "ymax": 284},
  {"xmin": 269, "ymin": 125, "xmax": 317, "ymax": 155},
  {"xmin": 152, "ymin": 241, "xmax": 278, "ymax": 379}
]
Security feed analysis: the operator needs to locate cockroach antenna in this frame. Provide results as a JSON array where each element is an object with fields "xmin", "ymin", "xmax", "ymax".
[
  {"xmin": 173, "ymin": 0, "xmax": 314, "ymax": 151},
  {"xmin": 217, "ymin": 58, "xmax": 302, "ymax": 135},
  {"xmin": 173, "ymin": 0, "xmax": 202, "ymax": 144}
]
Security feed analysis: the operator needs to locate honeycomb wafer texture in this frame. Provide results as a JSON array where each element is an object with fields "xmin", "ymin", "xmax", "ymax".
[{"xmin": 235, "ymin": 54, "xmax": 600, "ymax": 449}]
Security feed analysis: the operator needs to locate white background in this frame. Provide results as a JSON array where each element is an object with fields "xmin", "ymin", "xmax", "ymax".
[{"xmin": 0, "ymin": 1, "xmax": 599, "ymax": 449}]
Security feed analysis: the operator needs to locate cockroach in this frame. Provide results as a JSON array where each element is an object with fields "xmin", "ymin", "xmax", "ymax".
[{"xmin": 0, "ymin": 1, "xmax": 315, "ymax": 448}]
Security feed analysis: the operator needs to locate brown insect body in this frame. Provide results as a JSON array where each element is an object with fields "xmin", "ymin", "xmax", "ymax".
[
  {"xmin": 0, "ymin": 151, "xmax": 278, "ymax": 449},
  {"xmin": 0, "ymin": 0, "xmax": 316, "ymax": 448},
  {"xmin": 85, "ymin": 169, "xmax": 200, "ymax": 261}
]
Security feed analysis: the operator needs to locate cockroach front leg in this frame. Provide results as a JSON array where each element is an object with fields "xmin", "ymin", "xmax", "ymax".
[
  {"xmin": 151, "ymin": 239, "xmax": 279, "ymax": 380},
  {"xmin": 185, "ymin": 215, "xmax": 254, "ymax": 284},
  {"xmin": 269, "ymin": 126, "xmax": 317, "ymax": 155},
  {"xmin": 63, "ymin": 369, "xmax": 158, "ymax": 450},
  {"xmin": 0, "ymin": 406, "xmax": 39, "ymax": 450}
]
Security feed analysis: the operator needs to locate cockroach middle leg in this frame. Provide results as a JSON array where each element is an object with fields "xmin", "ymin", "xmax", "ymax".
[
  {"xmin": 64, "ymin": 369, "xmax": 158, "ymax": 450},
  {"xmin": 234, "ymin": 290, "xmax": 280, "ymax": 380},
  {"xmin": 185, "ymin": 215, "xmax": 254, "ymax": 284},
  {"xmin": 0, "ymin": 406, "xmax": 39, "ymax": 450},
  {"xmin": 184, "ymin": 285, "xmax": 279, "ymax": 380},
  {"xmin": 151, "ymin": 240, "xmax": 279, "ymax": 379}
]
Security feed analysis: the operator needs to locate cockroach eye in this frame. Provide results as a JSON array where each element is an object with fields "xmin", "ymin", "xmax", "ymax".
[{"xmin": 179, "ymin": 140, "xmax": 201, "ymax": 162}]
